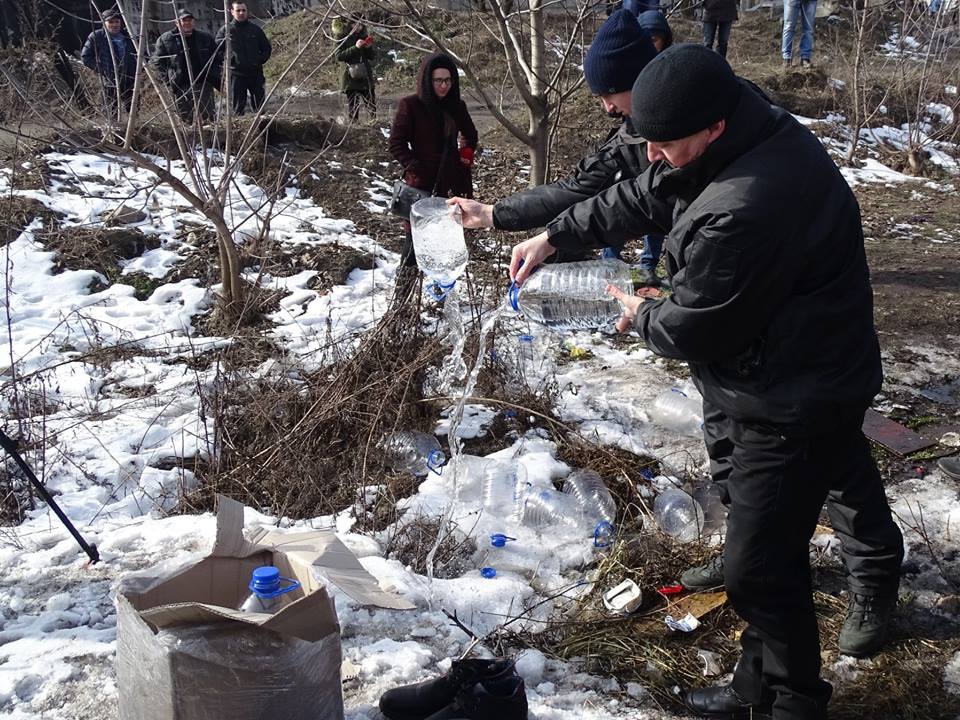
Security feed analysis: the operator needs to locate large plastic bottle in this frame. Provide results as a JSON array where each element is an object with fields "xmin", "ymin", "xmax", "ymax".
[
  {"xmin": 652, "ymin": 487, "xmax": 706, "ymax": 543},
  {"xmin": 380, "ymin": 431, "xmax": 447, "ymax": 476},
  {"xmin": 508, "ymin": 259, "xmax": 634, "ymax": 331},
  {"xmin": 649, "ymin": 387, "xmax": 704, "ymax": 435},
  {"xmin": 562, "ymin": 469, "xmax": 616, "ymax": 525},
  {"xmin": 520, "ymin": 487, "xmax": 586, "ymax": 530},
  {"xmin": 410, "ymin": 197, "xmax": 468, "ymax": 296},
  {"xmin": 238, "ymin": 566, "xmax": 301, "ymax": 614},
  {"xmin": 481, "ymin": 460, "xmax": 528, "ymax": 520}
]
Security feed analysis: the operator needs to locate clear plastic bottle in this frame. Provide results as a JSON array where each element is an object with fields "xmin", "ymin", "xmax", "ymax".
[
  {"xmin": 237, "ymin": 566, "xmax": 301, "ymax": 614},
  {"xmin": 481, "ymin": 460, "xmax": 528, "ymax": 520},
  {"xmin": 442, "ymin": 453, "xmax": 490, "ymax": 502},
  {"xmin": 379, "ymin": 431, "xmax": 447, "ymax": 477},
  {"xmin": 410, "ymin": 198, "xmax": 468, "ymax": 293},
  {"xmin": 520, "ymin": 487, "xmax": 585, "ymax": 530},
  {"xmin": 652, "ymin": 488, "xmax": 706, "ymax": 543},
  {"xmin": 562, "ymin": 469, "xmax": 616, "ymax": 525},
  {"xmin": 649, "ymin": 387, "xmax": 704, "ymax": 435},
  {"xmin": 508, "ymin": 259, "xmax": 634, "ymax": 331}
]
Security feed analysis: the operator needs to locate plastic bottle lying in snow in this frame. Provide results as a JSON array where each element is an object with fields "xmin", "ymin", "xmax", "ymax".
[
  {"xmin": 237, "ymin": 566, "xmax": 301, "ymax": 614},
  {"xmin": 508, "ymin": 259, "xmax": 634, "ymax": 331},
  {"xmin": 649, "ymin": 387, "xmax": 704, "ymax": 435},
  {"xmin": 380, "ymin": 431, "xmax": 447, "ymax": 476},
  {"xmin": 481, "ymin": 460, "xmax": 528, "ymax": 520},
  {"xmin": 562, "ymin": 469, "xmax": 616, "ymax": 525},
  {"xmin": 410, "ymin": 197, "xmax": 468, "ymax": 297},
  {"xmin": 653, "ymin": 487, "xmax": 706, "ymax": 543}
]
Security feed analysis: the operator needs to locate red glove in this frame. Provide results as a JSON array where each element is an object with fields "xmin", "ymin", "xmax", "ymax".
[{"xmin": 459, "ymin": 146, "xmax": 475, "ymax": 167}]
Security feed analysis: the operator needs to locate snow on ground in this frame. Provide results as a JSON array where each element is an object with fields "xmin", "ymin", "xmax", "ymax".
[{"xmin": 1, "ymin": 122, "xmax": 960, "ymax": 719}]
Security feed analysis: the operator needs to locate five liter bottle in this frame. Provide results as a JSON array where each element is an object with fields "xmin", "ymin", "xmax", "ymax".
[
  {"xmin": 237, "ymin": 566, "xmax": 300, "ymax": 614},
  {"xmin": 509, "ymin": 259, "xmax": 634, "ymax": 331},
  {"xmin": 380, "ymin": 431, "xmax": 447, "ymax": 477}
]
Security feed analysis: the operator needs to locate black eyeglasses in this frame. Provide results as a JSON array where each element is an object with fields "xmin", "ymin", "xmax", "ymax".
[{"xmin": 432, "ymin": 77, "xmax": 453, "ymax": 86}]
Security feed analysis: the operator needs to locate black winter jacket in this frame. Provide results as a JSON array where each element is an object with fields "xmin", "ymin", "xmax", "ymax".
[
  {"xmin": 81, "ymin": 29, "xmax": 137, "ymax": 88},
  {"xmin": 545, "ymin": 82, "xmax": 882, "ymax": 431},
  {"xmin": 703, "ymin": 0, "xmax": 738, "ymax": 23},
  {"xmin": 152, "ymin": 29, "xmax": 220, "ymax": 91},
  {"xmin": 215, "ymin": 19, "xmax": 271, "ymax": 76},
  {"xmin": 493, "ymin": 120, "xmax": 650, "ymax": 231}
]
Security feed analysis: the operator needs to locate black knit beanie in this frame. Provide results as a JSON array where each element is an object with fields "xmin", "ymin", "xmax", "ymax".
[
  {"xmin": 637, "ymin": 10, "xmax": 672, "ymax": 47},
  {"xmin": 631, "ymin": 44, "xmax": 742, "ymax": 141},
  {"xmin": 584, "ymin": 10, "xmax": 658, "ymax": 95}
]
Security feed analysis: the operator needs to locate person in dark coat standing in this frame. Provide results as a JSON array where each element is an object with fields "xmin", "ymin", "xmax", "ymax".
[
  {"xmin": 510, "ymin": 44, "xmax": 903, "ymax": 720},
  {"xmin": 216, "ymin": 1, "xmax": 271, "ymax": 115},
  {"xmin": 450, "ymin": 11, "xmax": 668, "ymax": 286},
  {"xmin": 152, "ymin": 9, "xmax": 220, "ymax": 123},
  {"xmin": 389, "ymin": 53, "xmax": 478, "ymax": 267},
  {"xmin": 81, "ymin": 7, "xmax": 137, "ymax": 119},
  {"xmin": 334, "ymin": 21, "xmax": 376, "ymax": 122},
  {"xmin": 702, "ymin": 0, "xmax": 738, "ymax": 59},
  {"xmin": 637, "ymin": 9, "xmax": 673, "ymax": 52}
]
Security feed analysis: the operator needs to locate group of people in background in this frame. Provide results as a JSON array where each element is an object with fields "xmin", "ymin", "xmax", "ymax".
[{"xmin": 81, "ymin": 2, "xmax": 271, "ymax": 123}]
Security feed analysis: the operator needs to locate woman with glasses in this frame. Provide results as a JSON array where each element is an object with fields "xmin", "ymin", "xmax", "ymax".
[{"xmin": 388, "ymin": 53, "xmax": 479, "ymax": 267}]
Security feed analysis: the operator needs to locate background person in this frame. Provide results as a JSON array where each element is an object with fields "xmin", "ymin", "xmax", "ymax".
[
  {"xmin": 80, "ymin": 7, "xmax": 137, "ymax": 119},
  {"xmin": 153, "ymin": 9, "xmax": 220, "ymax": 123},
  {"xmin": 335, "ymin": 21, "xmax": 376, "ymax": 122},
  {"xmin": 702, "ymin": 0, "xmax": 738, "ymax": 59},
  {"xmin": 388, "ymin": 53, "xmax": 478, "ymax": 267},
  {"xmin": 216, "ymin": 1, "xmax": 272, "ymax": 116},
  {"xmin": 782, "ymin": 0, "xmax": 817, "ymax": 66}
]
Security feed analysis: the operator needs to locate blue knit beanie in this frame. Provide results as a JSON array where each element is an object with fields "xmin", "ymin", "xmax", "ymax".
[
  {"xmin": 584, "ymin": 10, "xmax": 658, "ymax": 95},
  {"xmin": 637, "ymin": 11, "xmax": 673, "ymax": 47}
]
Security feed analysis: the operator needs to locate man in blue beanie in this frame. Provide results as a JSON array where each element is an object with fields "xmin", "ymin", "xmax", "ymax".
[
  {"xmin": 508, "ymin": 43, "xmax": 903, "ymax": 720},
  {"xmin": 448, "ymin": 9, "xmax": 670, "ymax": 287},
  {"xmin": 637, "ymin": 9, "xmax": 673, "ymax": 51}
]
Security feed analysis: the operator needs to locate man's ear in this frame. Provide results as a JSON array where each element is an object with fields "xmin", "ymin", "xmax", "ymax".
[{"xmin": 707, "ymin": 119, "xmax": 726, "ymax": 144}]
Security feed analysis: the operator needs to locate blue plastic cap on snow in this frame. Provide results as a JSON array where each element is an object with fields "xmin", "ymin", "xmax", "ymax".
[
  {"xmin": 480, "ymin": 567, "xmax": 497, "ymax": 578},
  {"xmin": 490, "ymin": 533, "xmax": 516, "ymax": 548}
]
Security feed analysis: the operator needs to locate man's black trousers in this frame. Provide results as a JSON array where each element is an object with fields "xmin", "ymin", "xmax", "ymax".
[
  {"xmin": 230, "ymin": 73, "xmax": 265, "ymax": 115},
  {"xmin": 703, "ymin": 403, "xmax": 903, "ymax": 719}
]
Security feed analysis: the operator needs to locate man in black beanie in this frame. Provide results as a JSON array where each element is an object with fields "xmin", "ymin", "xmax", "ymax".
[
  {"xmin": 509, "ymin": 44, "xmax": 903, "ymax": 720},
  {"xmin": 448, "ymin": 9, "xmax": 669, "ymax": 286}
]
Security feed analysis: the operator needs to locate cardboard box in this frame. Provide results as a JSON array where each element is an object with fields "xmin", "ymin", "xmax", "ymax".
[{"xmin": 116, "ymin": 496, "xmax": 414, "ymax": 720}]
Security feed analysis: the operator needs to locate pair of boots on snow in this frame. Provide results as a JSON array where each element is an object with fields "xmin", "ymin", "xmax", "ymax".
[{"xmin": 379, "ymin": 658, "xmax": 527, "ymax": 720}]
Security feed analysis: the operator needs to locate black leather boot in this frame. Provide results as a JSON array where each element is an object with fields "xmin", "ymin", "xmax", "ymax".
[
  {"xmin": 683, "ymin": 684, "xmax": 771, "ymax": 719},
  {"xmin": 424, "ymin": 668, "xmax": 527, "ymax": 720},
  {"xmin": 379, "ymin": 659, "xmax": 518, "ymax": 720}
]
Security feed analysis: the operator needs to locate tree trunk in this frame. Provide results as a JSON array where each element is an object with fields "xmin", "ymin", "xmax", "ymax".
[
  {"xmin": 528, "ymin": 103, "xmax": 550, "ymax": 186},
  {"xmin": 526, "ymin": 0, "xmax": 548, "ymax": 186}
]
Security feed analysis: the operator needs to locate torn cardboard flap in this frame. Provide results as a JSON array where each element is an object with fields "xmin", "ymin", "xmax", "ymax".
[{"xmin": 121, "ymin": 496, "xmax": 413, "ymax": 644}]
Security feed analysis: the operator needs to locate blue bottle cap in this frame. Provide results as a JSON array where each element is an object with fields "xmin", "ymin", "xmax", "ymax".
[
  {"xmin": 250, "ymin": 566, "xmax": 281, "ymax": 593},
  {"xmin": 427, "ymin": 449, "xmax": 447, "ymax": 475},
  {"xmin": 593, "ymin": 521, "xmax": 615, "ymax": 548},
  {"xmin": 490, "ymin": 533, "xmax": 516, "ymax": 548},
  {"xmin": 639, "ymin": 467, "xmax": 655, "ymax": 480},
  {"xmin": 504, "ymin": 409, "xmax": 517, "ymax": 419},
  {"xmin": 519, "ymin": 334, "xmax": 534, "ymax": 343},
  {"xmin": 507, "ymin": 282, "xmax": 521, "ymax": 312},
  {"xmin": 480, "ymin": 567, "xmax": 497, "ymax": 578}
]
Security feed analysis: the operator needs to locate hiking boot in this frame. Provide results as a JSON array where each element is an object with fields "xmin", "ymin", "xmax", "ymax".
[
  {"xmin": 782, "ymin": 57, "xmax": 792, "ymax": 67},
  {"xmin": 638, "ymin": 267, "xmax": 670, "ymax": 289},
  {"xmin": 838, "ymin": 588, "xmax": 898, "ymax": 658},
  {"xmin": 800, "ymin": 58, "xmax": 812, "ymax": 68},
  {"xmin": 684, "ymin": 684, "xmax": 771, "ymax": 719},
  {"xmin": 680, "ymin": 554, "xmax": 725, "ymax": 591},
  {"xmin": 938, "ymin": 456, "xmax": 960, "ymax": 480},
  {"xmin": 379, "ymin": 658, "xmax": 518, "ymax": 720},
  {"xmin": 424, "ymin": 671, "xmax": 528, "ymax": 720}
]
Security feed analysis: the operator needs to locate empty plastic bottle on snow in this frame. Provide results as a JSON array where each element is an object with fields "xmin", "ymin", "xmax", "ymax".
[
  {"xmin": 649, "ymin": 387, "xmax": 704, "ymax": 435},
  {"xmin": 238, "ymin": 566, "xmax": 301, "ymax": 614},
  {"xmin": 410, "ymin": 197, "xmax": 468, "ymax": 298},
  {"xmin": 481, "ymin": 460, "xmax": 528, "ymax": 520},
  {"xmin": 508, "ymin": 259, "xmax": 634, "ymax": 331},
  {"xmin": 380, "ymin": 430, "xmax": 447, "ymax": 476},
  {"xmin": 653, "ymin": 487, "xmax": 706, "ymax": 543},
  {"xmin": 562, "ymin": 469, "xmax": 616, "ymax": 525}
]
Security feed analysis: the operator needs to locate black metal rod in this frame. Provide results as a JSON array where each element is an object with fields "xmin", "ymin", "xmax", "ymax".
[{"xmin": 0, "ymin": 429, "xmax": 100, "ymax": 564}]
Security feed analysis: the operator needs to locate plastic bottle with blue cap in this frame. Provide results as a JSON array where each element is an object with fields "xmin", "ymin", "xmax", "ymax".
[
  {"xmin": 379, "ymin": 430, "xmax": 447, "ymax": 477},
  {"xmin": 410, "ymin": 197, "xmax": 468, "ymax": 300},
  {"xmin": 507, "ymin": 259, "xmax": 634, "ymax": 331},
  {"xmin": 238, "ymin": 566, "xmax": 301, "ymax": 614}
]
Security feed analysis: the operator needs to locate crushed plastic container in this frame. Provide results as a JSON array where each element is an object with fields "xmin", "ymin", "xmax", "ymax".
[
  {"xmin": 238, "ymin": 566, "xmax": 301, "ymax": 614},
  {"xmin": 410, "ymin": 197, "xmax": 468, "ymax": 297},
  {"xmin": 562, "ymin": 469, "xmax": 616, "ymax": 525},
  {"xmin": 653, "ymin": 487, "xmax": 706, "ymax": 543},
  {"xmin": 379, "ymin": 431, "xmax": 446, "ymax": 477},
  {"xmin": 481, "ymin": 460, "xmax": 528, "ymax": 520},
  {"xmin": 649, "ymin": 387, "xmax": 704, "ymax": 436},
  {"xmin": 508, "ymin": 259, "xmax": 634, "ymax": 331}
]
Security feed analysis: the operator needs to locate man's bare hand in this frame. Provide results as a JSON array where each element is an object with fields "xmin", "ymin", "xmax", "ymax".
[
  {"xmin": 606, "ymin": 283, "xmax": 649, "ymax": 333},
  {"xmin": 510, "ymin": 232, "xmax": 557, "ymax": 284},
  {"xmin": 447, "ymin": 197, "xmax": 493, "ymax": 229}
]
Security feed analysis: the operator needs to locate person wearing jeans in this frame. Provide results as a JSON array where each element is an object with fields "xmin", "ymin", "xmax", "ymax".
[{"xmin": 782, "ymin": 0, "xmax": 817, "ymax": 66}]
